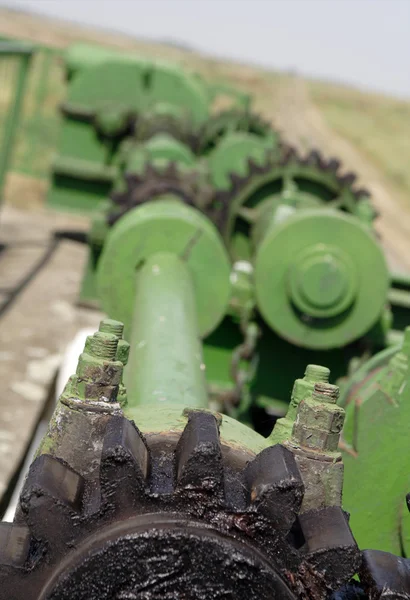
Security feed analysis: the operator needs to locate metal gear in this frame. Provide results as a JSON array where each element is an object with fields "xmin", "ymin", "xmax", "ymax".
[
  {"xmin": 107, "ymin": 162, "xmax": 214, "ymax": 226},
  {"xmin": 198, "ymin": 108, "xmax": 277, "ymax": 154},
  {"xmin": 213, "ymin": 145, "xmax": 375, "ymax": 239},
  {"xmin": 0, "ymin": 410, "xmax": 362, "ymax": 600},
  {"xmin": 133, "ymin": 111, "xmax": 201, "ymax": 151}
]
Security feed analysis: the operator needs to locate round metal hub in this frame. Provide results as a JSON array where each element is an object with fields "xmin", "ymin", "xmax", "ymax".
[
  {"xmin": 288, "ymin": 245, "xmax": 357, "ymax": 318},
  {"xmin": 254, "ymin": 209, "xmax": 389, "ymax": 349},
  {"xmin": 40, "ymin": 514, "xmax": 296, "ymax": 600},
  {"xmin": 98, "ymin": 198, "xmax": 231, "ymax": 337}
]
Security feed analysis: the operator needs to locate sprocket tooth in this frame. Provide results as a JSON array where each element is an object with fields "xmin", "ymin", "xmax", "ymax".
[
  {"xmin": 175, "ymin": 410, "xmax": 223, "ymax": 493},
  {"xmin": 0, "ymin": 523, "xmax": 31, "ymax": 568},
  {"xmin": 298, "ymin": 506, "xmax": 361, "ymax": 590},
  {"xmin": 280, "ymin": 145, "xmax": 298, "ymax": 165},
  {"xmin": 327, "ymin": 158, "xmax": 341, "ymax": 173},
  {"xmin": 306, "ymin": 149, "xmax": 322, "ymax": 166},
  {"xmin": 360, "ymin": 550, "xmax": 410, "ymax": 599},
  {"xmin": 21, "ymin": 454, "xmax": 84, "ymax": 512},
  {"xmin": 247, "ymin": 157, "xmax": 261, "ymax": 174},
  {"xmin": 124, "ymin": 172, "xmax": 142, "ymax": 188},
  {"xmin": 19, "ymin": 455, "xmax": 85, "ymax": 553},
  {"xmin": 355, "ymin": 187, "xmax": 371, "ymax": 198},
  {"xmin": 110, "ymin": 191, "xmax": 125, "ymax": 207},
  {"xmin": 244, "ymin": 444, "xmax": 304, "ymax": 533},
  {"xmin": 340, "ymin": 172, "xmax": 357, "ymax": 187},
  {"xmin": 100, "ymin": 416, "xmax": 150, "ymax": 509},
  {"xmin": 229, "ymin": 171, "xmax": 244, "ymax": 191},
  {"xmin": 165, "ymin": 161, "xmax": 178, "ymax": 179}
]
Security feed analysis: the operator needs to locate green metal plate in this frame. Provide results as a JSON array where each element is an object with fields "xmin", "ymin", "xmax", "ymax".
[
  {"xmin": 97, "ymin": 198, "xmax": 231, "ymax": 337},
  {"xmin": 341, "ymin": 335, "xmax": 410, "ymax": 554}
]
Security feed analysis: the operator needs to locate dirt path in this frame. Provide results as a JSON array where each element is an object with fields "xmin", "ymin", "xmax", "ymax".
[{"xmin": 272, "ymin": 76, "xmax": 410, "ymax": 273}]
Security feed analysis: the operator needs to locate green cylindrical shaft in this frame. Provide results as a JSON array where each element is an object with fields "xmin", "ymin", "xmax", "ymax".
[{"xmin": 125, "ymin": 251, "xmax": 208, "ymax": 409}]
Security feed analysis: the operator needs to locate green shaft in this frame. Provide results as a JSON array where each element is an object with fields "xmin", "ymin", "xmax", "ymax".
[{"xmin": 125, "ymin": 251, "xmax": 208, "ymax": 409}]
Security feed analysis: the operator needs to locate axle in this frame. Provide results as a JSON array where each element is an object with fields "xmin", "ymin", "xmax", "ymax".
[{"xmin": 127, "ymin": 251, "xmax": 208, "ymax": 409}]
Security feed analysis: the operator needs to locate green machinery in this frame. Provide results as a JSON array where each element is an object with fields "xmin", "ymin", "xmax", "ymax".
[
  {"xmin": 82, "ymin": 170, "xmax": 410, "ymax": 558},
  {"xmin": 3, "ymin": 43, "xmax": 410, "ymax": 598},
  {"xmin": 81, "ymin": 125, "xmax": 402, "ymax": 416},
  {"xmin": 47, "ymin": 43, "xmax": 410, "ymax": 556},
  {"xmin": 3, "ymin": 195, "xmax": 410, "ymax": 598},
  {"xmin": 47, "ymin": 43, "xmax": 252, "ymax": 212}
]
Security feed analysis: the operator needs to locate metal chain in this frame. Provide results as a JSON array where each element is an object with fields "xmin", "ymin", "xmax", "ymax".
[{"xmin": 225, "ymin": 321, "xmax": 260, "ymax": 414}]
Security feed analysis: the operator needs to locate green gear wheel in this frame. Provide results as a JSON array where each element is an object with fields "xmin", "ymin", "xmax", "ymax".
[
  {"xmin": 108, "ymin": 161, "xmax": 214, "ymax": 226},
  {"xmin": 133, "ymin": 109, "xmax": 201, "ymax": 151},
  {"xmin": 212, "ymin": 145, "xmax": 375, "ymax": 242},
  {"xmin": 198, "ymin": 108, "xmax": 277, "ymax": 154}
]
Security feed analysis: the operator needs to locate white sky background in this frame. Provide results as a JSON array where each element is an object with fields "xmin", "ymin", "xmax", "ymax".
[{"xmin": 1, "ymin": 0, "xmax": 410, "ymax": 98}]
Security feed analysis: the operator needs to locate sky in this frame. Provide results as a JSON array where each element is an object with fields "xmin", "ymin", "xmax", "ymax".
[{"xmin": 2, "ymin": 0, "xmax": 410, "ymax": 99}]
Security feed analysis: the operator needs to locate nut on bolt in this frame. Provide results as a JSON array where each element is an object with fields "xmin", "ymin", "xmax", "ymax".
[
  {"xmin": 291, "ymin": 382, "xmax": 344, "ymax": 453},
  {"xmin": 74, "ymin": 331, "xmax": 124, "ymax": 403},
  {"xmin": 99, "ymin": 318, "xmax": 124, "ymax": 339},
  {"xmin": 98, "ymin": 319, "xmax": 130, "ymax": 365},
  {"xmin": 98, "ymin": 318, "xmax": 129, "ymax": 407},
  {"xmin": 270, "ymin": 364, "xmax": 330, "ymax": 445}
]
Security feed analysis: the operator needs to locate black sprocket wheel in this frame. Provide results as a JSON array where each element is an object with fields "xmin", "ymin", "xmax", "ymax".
[
  {"xmin": 212, "ymin": 144, "xmax": 375, "ymax": 238},
  {"xmin": 0, "ymin": 410, "xmax": 362, "ymax": 600},
  {"xmin": 107, "ymin": 162, "xmax": 214, "ymax": 226}
]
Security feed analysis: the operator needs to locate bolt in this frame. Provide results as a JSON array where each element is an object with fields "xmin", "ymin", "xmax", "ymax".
[
  {"xmin": 99, "ymin": 319, "xmax": 124, "ymax": 339},
  {"xmin": 270, "ymin": 364, "xmax": 331, "ymax": 445},
  {"xmin": 292, "ymin": 381, "xmax": 344, "ymax": 453},
  {"xmin": 312, "ymin": 382, "xmax": 339, "ymax": 404},
  {"xmin": 304, "ymin": 365, "xmax": 330, "ymax": 384},
  {"xmin": 89, "ymin": 332, "xmax": 118, "ymax": 360}
]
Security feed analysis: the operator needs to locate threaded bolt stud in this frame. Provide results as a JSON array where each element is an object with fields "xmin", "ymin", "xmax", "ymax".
[
  {"xmin": 99, "ymin": 319, "xmax": 124, "ymax": 338},
  {"xmin": 304, "ymin": 364, "xmax": 330, "ymax": 384},
  {"xmin": 89, "ymin": 332, "xmax": 118, "ymax": 360},
  {"xmin": 312, "ymin": 382, "xmax": 339, "ymax": 404}
]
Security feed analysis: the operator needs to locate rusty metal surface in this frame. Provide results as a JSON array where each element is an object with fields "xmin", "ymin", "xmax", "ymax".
[{"xmin": 0, "ymin": 410, "xmax": 361, "ymax": 599}]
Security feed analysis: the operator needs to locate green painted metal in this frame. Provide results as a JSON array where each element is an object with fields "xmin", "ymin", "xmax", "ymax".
[
  {"xmin": 123, "ymin": 134, "xmax": 197, "ymax": 175},
  {"xmin": 220, "ymin": 155, "xmax": 374, "ymax": 260},
  {"xmin": 64, "ymin": 60, "xmax": 209, "ymax": 124},
  {"xmin": 97, "ymin": 197, "xmax": 231, "ymax": 338},
  {"xmin": 253, "ymin": 208, "xmax": 389, "ymax": 349},
  {"xmin": 126, "ymin": 252, "xmax": 208, "ymax": 410},
  {"xmin": 207, "ymin": 132, "xmax": 276, "ymax": 190},
  {"xmin": 124, "ymin": 405, "xmax": 271, "ymax": 457},
  {"xmin": 0, "ymin": 41, "xmax": 33, "ymax": 202},
  {"xmin": 47, "ymin": 43, "xmax": 264, "ymax": 213},
  {"xmin": 47, "ymin": 48, "xmax": 212, "ymax": 212},
  {"xmin": 63, "ymin": 43, "xmax": 150, "ymax": 80},
  {"xmin": 340, "ymin": 327, "xmax": 410, "ymax": 554}
]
